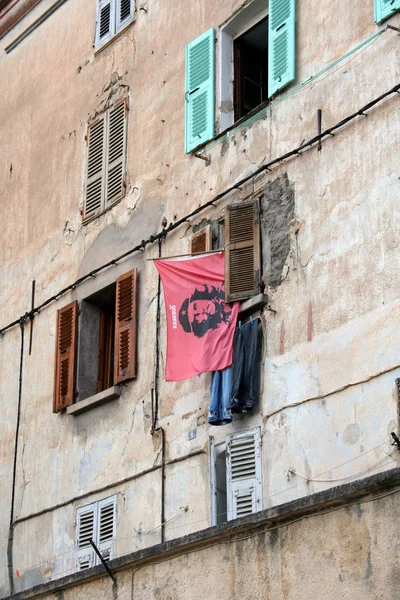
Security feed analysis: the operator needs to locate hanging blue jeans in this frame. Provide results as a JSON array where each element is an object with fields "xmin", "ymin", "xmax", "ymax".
[
  {"xmin": 208, "ymin": 366, "xmax": 232, "ymax": 426},
  {"xmin": 230, "ymin": 320, "xmax": 260, "ymax": 413}
]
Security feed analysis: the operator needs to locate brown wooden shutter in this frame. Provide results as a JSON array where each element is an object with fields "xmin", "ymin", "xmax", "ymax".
[
  {"xmin": 114, "ymin": 269, "xmax": 137, "ymax": 383},
  {"xmin": 225, "ymin": 199, "xmax": 261, "ymax": 302},
  {"xmin": 54, "ymin": 301, "xmax": 78, "ymax": 412},
  {"xmin": 190, "ymin": 226, "xmax": 212, "ymax": 254}
]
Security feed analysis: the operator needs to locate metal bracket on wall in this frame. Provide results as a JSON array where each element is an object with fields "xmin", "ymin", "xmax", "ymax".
[
  {"xmin": 194, "ymin": 153, "xmax": 211, "ymax": 166},
  {"xmin": 90, "ymin": 540, "xmax": 116, "ymax": 585},
  {"xmin": 390, "ymin": 432, "xmax": 400, "ymax": 449}
]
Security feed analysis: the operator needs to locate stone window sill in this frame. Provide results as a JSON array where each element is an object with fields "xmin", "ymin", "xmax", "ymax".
[{"xmin": 67, "ymin": 386, "xmax": 121, "ymax": 415}]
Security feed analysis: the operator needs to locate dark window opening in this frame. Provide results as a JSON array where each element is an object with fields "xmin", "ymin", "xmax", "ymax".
[
  {"xmin": 234, "ymin": 17, "xmax": 268, "ymax": 122},
  {"xmin": 77, "ymin": 283, "xmax": 116, "ymax": 401}
]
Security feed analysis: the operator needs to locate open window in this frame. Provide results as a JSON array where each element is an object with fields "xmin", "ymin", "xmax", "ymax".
[
  {"xmin": 53, "ymin": 269, "xmax": 137, "ymax": 412},
  {"xmin": 219, "ymin": 0, "xmax": 296, "ymax": 132},
  {"xmin": 210, "ymin": 428, "xmax": 263, "ymax": 525}
]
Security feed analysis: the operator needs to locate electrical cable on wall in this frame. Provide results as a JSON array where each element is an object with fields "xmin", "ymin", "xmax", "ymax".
[{"xmin": 0, "ymin": 82, "xmax": 399, "ymax": 338}]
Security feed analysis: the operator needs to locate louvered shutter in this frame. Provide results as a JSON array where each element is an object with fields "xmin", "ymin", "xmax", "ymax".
[
  {"xmin": 225, "ymin": 199, "xmax": 261, "ymax": 302},
  {"xmin": 84, "ymin": 117, "xmax": 106, "ymax": 220},
  {"xmin": 116, "ymin": 0, "xmax": 133, "ymax": 30},
  {"xmin": 76, "ymin": 503, "xmax": 97, "ymax": 571},
  {"xmin": 114, "ymin": 269, "xmax": 137, "ymax": 383},
  {"xmin": 97, "ymin": 496, "xmax": 117, "ymax": 562},
  {"xmin": 374, "ymin": 0, "xmax": 400, "ymax": 23},
  {"xmin": 226, "ymin": 428, "xmax": 262, "ymax": 521},
  {"xmin": 191, "ymin": 226, "xmax": 212, "ymax": 254},
  {"xmin": 268, "ymin": 0, "xmax": 296, "ymax": 97},
  {"xmin": 106, "ymin": 101, "xmax": 127, "ymax": 206},
  {"xmin": 96, "ymin": 0, "xmax": 116, "ymax": 47},
  {"xmin": 185, "ymin": 28, "xmax": 215, "ymax": 153},
  {"xmin": 54, "ymin": 301, "xmax": 78, "ymax": 412}
]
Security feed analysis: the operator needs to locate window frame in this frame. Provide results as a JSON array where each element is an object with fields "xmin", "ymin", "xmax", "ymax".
[
  {"xmin": 219, "ymin": 0, "xmax": 268, "ymax": 132},
  {"xmin": 83, "ymin": 99, "xmax": 128, "ymax": 223},
  {"xmin": 75, "ymin": 495, "xmax": 117, "ymax": 572},
  {"xmin": 53, "ymin": 269, "xmax": 137, "ymax": 413},
  {"xmin": 95, "ymin": 0, "xmax": 135, "ymax": 50}
]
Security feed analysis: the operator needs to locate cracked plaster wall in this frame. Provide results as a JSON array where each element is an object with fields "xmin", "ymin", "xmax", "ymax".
[{"xmin": 0, "ymin": 0, "xmax": 400, "ymax": 596}]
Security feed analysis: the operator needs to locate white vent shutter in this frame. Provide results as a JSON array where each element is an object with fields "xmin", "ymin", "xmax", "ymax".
[
  {"xmin": 84, "ymin": 118, "xmax": 106, "ymax": 219},
  {"xmin": 117, "ymin": 0, "xmax": 133, "ymax": 30},
  {"xmin": 76, "ymin": 504, "xmax": 97, "ymax": 571},
  {"xmin": 106, "ymin": 102, "xmax": 126, "ymax": 205},
  {"xmin": 96, "ymin": 0, "xmax": 116, "ymax": 47},
  {"xmin": 226, "ymin": 428, "xmax": 262, "ymax": 521},
  {"xmin": 97, "ymin": 496, "xmax": 117, "ymax": 562}
]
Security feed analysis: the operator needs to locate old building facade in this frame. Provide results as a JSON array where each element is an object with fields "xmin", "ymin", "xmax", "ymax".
[{"xmin": 1, "ymin": 0, "xmax": 400, "ymax": 598}]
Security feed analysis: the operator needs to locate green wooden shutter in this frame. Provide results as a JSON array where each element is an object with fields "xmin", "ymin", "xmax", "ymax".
[
  {"xmin": 374, "ymin": 0, "xmax": 400, "ymax": 23},
  {"xmin": 185, "ymin": 28, "xmax": 215, "ymax": 153},
  {"xmin": 268, "ymin": 0, "xmax": 296, "ymax": 98}
]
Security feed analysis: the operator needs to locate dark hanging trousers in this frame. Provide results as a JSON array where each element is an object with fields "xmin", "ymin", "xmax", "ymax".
[{"xmin": 230, "ymin": 320, "xmax": 260, "ymax": 413}]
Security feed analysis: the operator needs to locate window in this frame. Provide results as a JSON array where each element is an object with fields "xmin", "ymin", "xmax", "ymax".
[
  {"xmin": 53, "ymin": 269, "xmax": 137, "ymax": 412},
  {"xmin": 184, "ymin": 0, "xmax": 296, "ymax": 152},
  {"xmin": 84, "ymin": 100, "xmax": 128, "ymax": 221},
  {"xmin": 374, "ymin": 0, "xmax": 400, "ymax": 23},
  {"xmin": 190, "ymin": 226, "xmax": 212, "ymax": 254},
  {"xmin": 95, "ymin": 0, "xmax": 134, "ymax": 48},
  {"xmin": 76, "ymin": 495, "xmax": 117, "ymax": 571},
  {"xmin": 224, "ymin": 198, "xmax": 261, "ymax": 302},
  {"xmin": 210, "ymin": 428, "xmax": 263, "ymax": 525},
  {"xmin": 233, "ymin": 18, "xmax": 268, "ymax": 122}
]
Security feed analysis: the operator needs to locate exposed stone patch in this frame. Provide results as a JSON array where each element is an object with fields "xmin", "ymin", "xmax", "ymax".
[{"xmin": 260, "ymin": 173, "xmax": 295, "ymax": 289}]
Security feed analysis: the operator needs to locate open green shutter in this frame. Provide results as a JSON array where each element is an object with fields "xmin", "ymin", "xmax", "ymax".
[
  {"xmin": 185, "ymin": 28, "xmax": 215, "ymax": 153},
  {"xmin": 268, "ymin": 0, "xmax": 296, "ymax": 98},
  {"xmin": 374, "ymin": 0, "xmax": 400, "ymax": 23}
]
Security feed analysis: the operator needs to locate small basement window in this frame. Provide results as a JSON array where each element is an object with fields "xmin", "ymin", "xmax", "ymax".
[{"xmin": 233, "ymin": 18, "xmax": 268, "ymax": 121}]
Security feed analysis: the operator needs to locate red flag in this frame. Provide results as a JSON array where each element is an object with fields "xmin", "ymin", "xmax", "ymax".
[{"xmin": 154, "ymin": 252, "xmax": 239, "ymax": 381}]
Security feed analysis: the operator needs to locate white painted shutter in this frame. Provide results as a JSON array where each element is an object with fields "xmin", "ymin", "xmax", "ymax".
[
  {"xmin": 97, "ymin": 496, "xmax": 117, "ymax": 562},
  {"xmin": 84, "ymin": 117, "xmax": 106, "ymax": 219},
  {"xmin": 226, "ymin": 428, "xmax": 262, "ymax": 521},
  {"xmin": 106, "ymin": 102, "xmax": 127, "ymax": 205},
  {"xmin": 96, "ymin": 0, "xmax": 116, "ymax": 47},
  {"xmin": 117, "ymin": 0, "xmax": 133, "ymax": 30},
  {"xmin": 76, "ymin": 503, "xmax": 97, "ymax": 571}
]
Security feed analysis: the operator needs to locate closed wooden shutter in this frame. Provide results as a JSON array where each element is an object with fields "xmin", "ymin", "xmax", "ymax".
[
  {"xmin": 191, "ymin": 226, "xmax": 212, "ymax": 254},
  {"xmin": 97, "ymin": 496, "xmax": 117, "ymax": 561},
  {"xmin": 117, "ymin": 0, "xmax": 133, "ymax": 30},
  {"xmin": 226, "ymin": 428, "xmax": 262, "ymax": 521},
  {"xmin": 84, "ymin": 117, "xmax": 106, "ymax": 220},
  {"xmin": 76, "ymin": 503, "xmax": 97, "ymax": 571},
  {"xmin": 374, "ymin": 0, "xmax": 400, "ymax": 23},
  {"xmin": 96, "ymin": 0, "xmax": 116, "ymax": 47},
  {"xmin": 268, "ymin": 0, "xmax": 296, "ymax": 97},
  {"xmin": 106, "ymin": 101, "xmax": 127, "ymax": 206},
  {"xmin": 185, "ymin": 28, "xmax": 215, "ymax": 153},
  {"xmin": 225, "ymin": 199, "xmax": 261, "ymax": 302},
  {"xmin": 54, "ymin": 301, "xmax": 78, "ymax": 412},
  {"xmin": 114, "ymin": 269, "xmax": 137, "ymax": 383}
]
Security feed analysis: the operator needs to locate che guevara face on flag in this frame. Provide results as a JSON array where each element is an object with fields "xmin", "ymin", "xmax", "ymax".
[{"xmin": 154, "ymin": 252, "xmax": 239, "ymax": 381}]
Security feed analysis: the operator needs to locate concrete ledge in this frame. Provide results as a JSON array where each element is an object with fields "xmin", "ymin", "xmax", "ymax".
[
  {"xmin": 67, "ymin": 386, "xmax": 121, "ymax": 415},
  {"xmin": 7, "ymin": 466, "xmax": 400, "ymax": 599}
]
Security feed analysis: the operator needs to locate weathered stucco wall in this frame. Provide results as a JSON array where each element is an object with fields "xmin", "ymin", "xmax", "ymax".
[{"xmin": 1, "ymin": 0, "xmax": 400, "ymax": 596}]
